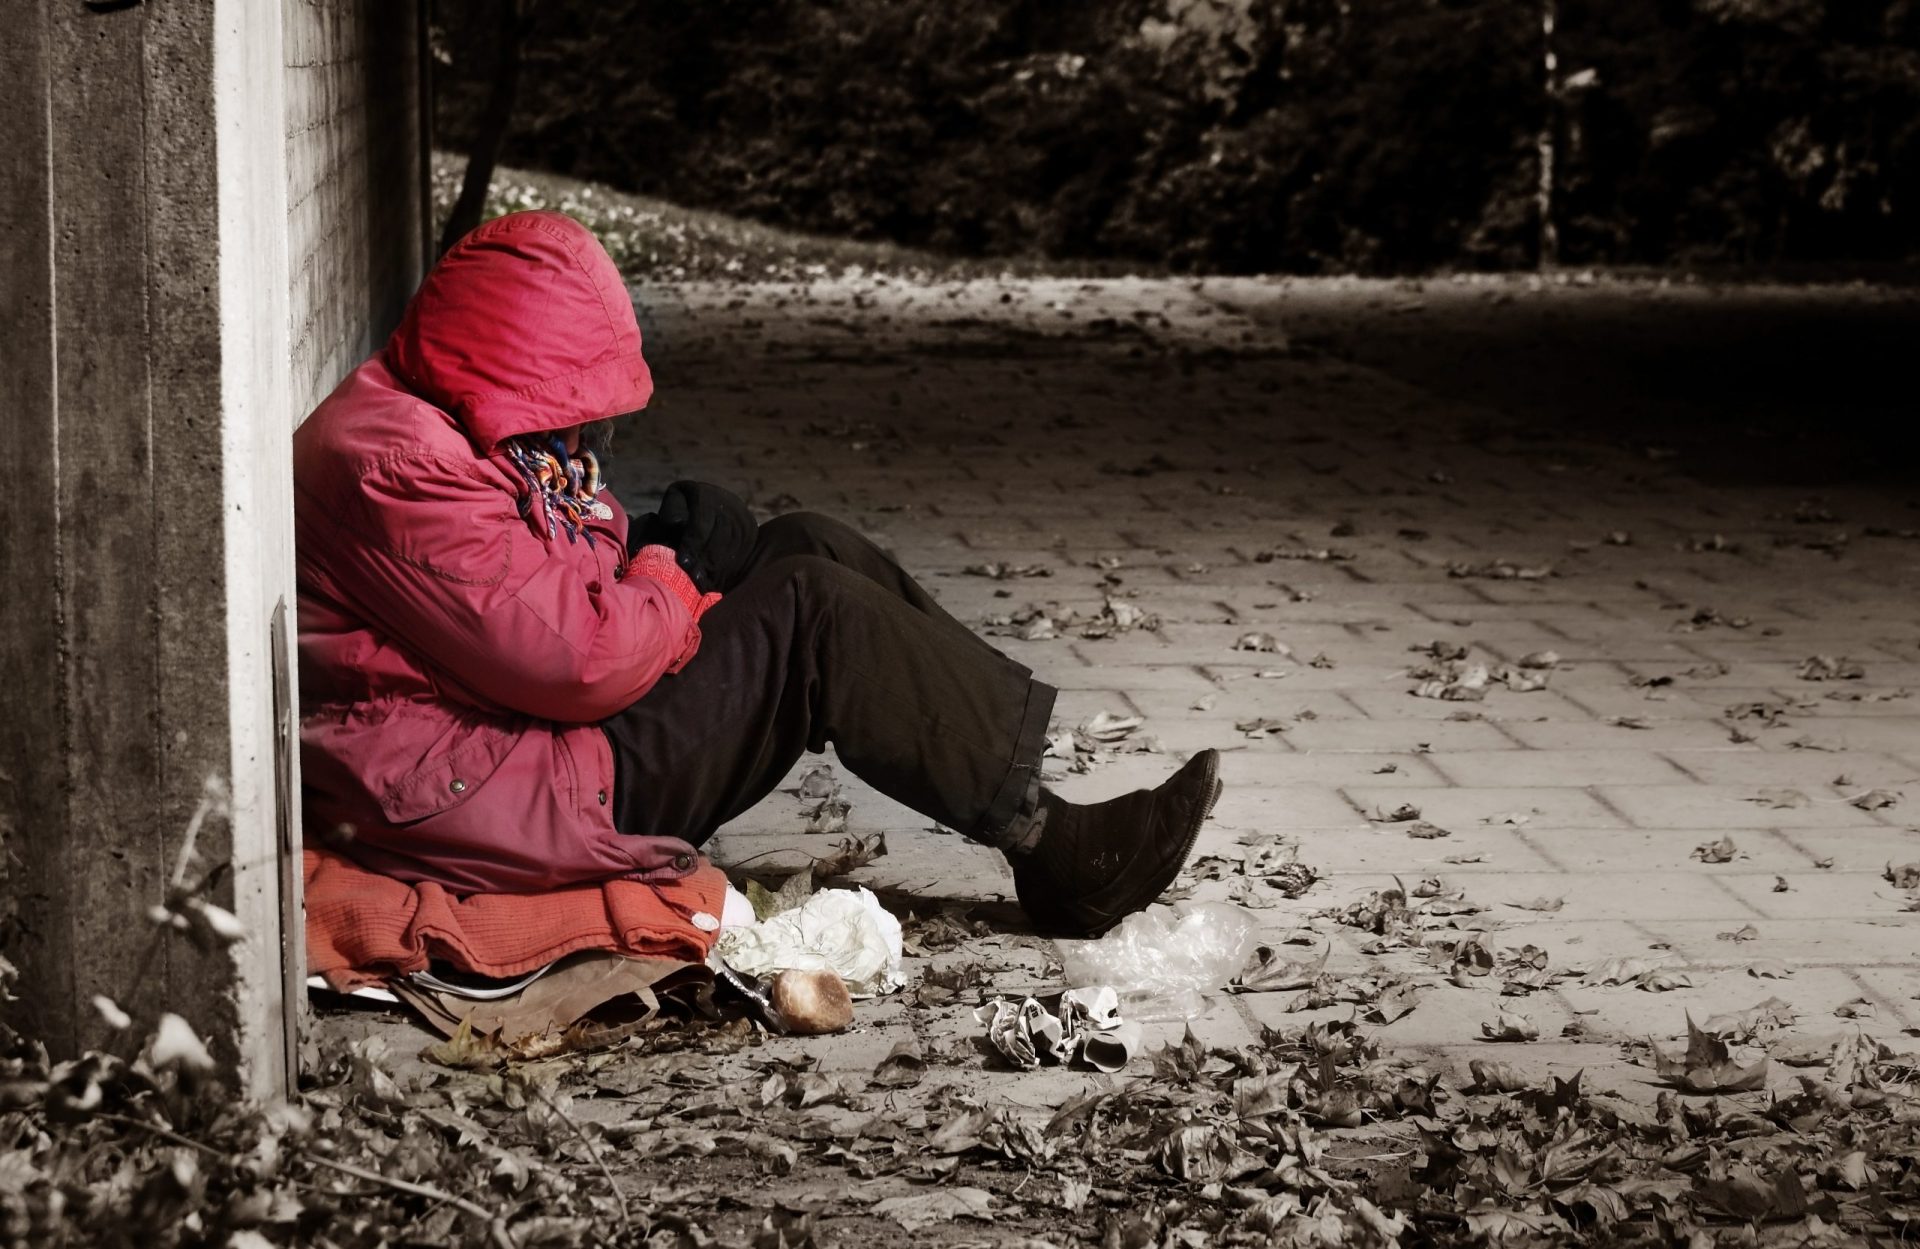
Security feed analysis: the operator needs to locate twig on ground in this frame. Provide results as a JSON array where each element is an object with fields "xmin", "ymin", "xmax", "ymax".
[
  {"xmin": 304, "ymin": 1153, "xmax": 515, "ymax": 1249},
  {"xmin": 529, "ymin": 1083, "xmax": 632, "ymax": 1229},
  {"xmin": 97, "ymin": 1112, "xmax": 223, "ymax": 1157},
  {"xmin": 98, "ymin": 1114, "xmax": 375, "ymax": 1202},
  {"xmin": 723, "ymin": 847, "xmax": 827, "ymax": 869}
]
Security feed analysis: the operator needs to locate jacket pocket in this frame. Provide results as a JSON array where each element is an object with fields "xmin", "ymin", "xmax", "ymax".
[{"xmin": 380, "ymin": 721, "xmax": 519, "ymax": 823}]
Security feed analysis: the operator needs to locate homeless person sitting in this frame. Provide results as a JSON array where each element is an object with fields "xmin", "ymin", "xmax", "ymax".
[{"xmin": 292, "ymin": 210, "xmax": 1221, "ymax": 944}]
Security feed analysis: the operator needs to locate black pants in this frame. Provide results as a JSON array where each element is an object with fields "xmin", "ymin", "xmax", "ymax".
[{"xmin": 600, "ymin": 512, "xmax": 1056, "ymax": 849}]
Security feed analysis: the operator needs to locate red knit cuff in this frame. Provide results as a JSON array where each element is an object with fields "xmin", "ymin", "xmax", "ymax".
[{"xmin": 629, "ymin": 544, "xmax": 704, "ymax": 617}]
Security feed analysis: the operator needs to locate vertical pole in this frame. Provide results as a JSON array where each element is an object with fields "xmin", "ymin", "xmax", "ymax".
[{"xmin": 213, "ymin": 0, "xmax": 300, "ymax": 1097}]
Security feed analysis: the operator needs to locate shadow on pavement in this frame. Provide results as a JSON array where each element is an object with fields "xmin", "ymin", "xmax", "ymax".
[{"xmin": 1257, "ymin": 282, "xmax": 1919, "ymax": 488}]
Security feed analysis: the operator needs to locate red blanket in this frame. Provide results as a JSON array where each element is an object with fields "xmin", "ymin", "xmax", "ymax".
[{"xmin": 304, "ymin": 848, "xmax": 728, "ymax": 991}]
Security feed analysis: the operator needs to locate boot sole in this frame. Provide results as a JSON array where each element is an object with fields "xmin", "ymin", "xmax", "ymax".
[{"xmin": 1069, "ymin": 748, "xmax": 1221, "ymax": 938}]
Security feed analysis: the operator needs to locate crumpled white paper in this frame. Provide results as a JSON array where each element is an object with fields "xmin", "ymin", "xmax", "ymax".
[
  {"xmin": 976, "ymin": 986, "xmax": 1142, "ymax": 1073},
  {"xmin": 714, "ymin": 886, "xmax": 904, "ymax": 996}
]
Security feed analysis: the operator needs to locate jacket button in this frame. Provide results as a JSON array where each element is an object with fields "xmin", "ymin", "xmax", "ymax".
[
  {"xmin": 448, "ymin": 779, "xmax": 467, "ymax": 794},
  {"xmin": 597, "ymin": 789, "xmax": 608, "ymax": 805},
  {"xmin": 672, "ymin": 853, "xmax": 693, "ymax": 871}
]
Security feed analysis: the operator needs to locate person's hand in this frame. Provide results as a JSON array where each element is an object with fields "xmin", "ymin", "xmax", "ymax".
[
  {"xmin": 628, "ymin": 545, "xmax": 722, "ymax": 621},
  {"xmin": 629, "ymin": 544, "xmax": 723, "ymax": 672},
  {"xmin": 629, "ymin": 481, "xmax": 758, "ymax": 593}
]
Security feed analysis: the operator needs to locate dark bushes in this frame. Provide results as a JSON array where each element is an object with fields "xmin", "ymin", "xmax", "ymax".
[{"xmin": 435, "ymin": 0, "xmax": 1920, "ymax": 272}]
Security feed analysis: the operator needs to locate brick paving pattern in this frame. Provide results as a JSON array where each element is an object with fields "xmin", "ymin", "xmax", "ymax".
[{"xmin": 324, "ymin": 276, "xmax": 1920, "ymax": 1113}]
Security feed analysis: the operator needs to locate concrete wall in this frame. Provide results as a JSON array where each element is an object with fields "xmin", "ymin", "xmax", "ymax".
[
  {"xmin": 285, "ymin": 0, "xmax": 429, "ymax": 419},
  {"xmin": 0, "ymin": 0, "xmax": 426, "ymax": 1093}
]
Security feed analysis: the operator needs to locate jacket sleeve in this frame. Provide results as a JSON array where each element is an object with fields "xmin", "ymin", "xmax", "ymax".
[{"xmin": 316, "ymin": 450, "xmax": 695, "ymax": 723}]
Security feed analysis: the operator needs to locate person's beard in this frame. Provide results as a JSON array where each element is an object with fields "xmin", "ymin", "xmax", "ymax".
[{"xmin": 578, "ymin": 417, "xmax": 616, "ymax": 461}]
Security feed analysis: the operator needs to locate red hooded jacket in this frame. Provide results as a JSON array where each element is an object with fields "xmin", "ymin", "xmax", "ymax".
[{"xmin": 294, "ymin": 211, "xmax": 701, "ymax": 894}]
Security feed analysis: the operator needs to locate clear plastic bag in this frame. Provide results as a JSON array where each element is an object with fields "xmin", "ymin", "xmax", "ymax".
[{"xmin": 1057, "ymin": 902, "xmax": 1261, "ymax": 1021}]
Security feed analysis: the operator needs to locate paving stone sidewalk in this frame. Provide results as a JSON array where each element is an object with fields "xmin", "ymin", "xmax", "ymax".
[
  {"xmin": 627, "ymin": 276, "xmax": 1920, "ymax": 1103},
  {"xmin": 323, "ymin": 275, "xmax": 1920, "ymax": 1116}
]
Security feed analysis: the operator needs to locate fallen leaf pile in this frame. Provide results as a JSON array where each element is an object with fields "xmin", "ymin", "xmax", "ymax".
[
  {"xmin": 963, "ymin": 560, "xmax": 1052, "ymax": 580},
  {"xmin": 1407, "ymin": 648, "xmax": 1555, "ymax": 701},
  {"xmin": 1445, "ymin": 558, "xmax": 1554, "ymax": 580},
  {"xmin": 981, "ymin": 594, "xmax": 1161, "ymax": 641},
  {"xmin": 1798, "ymin": 654, "xmax": 1865, "ymax": 681},
  {"xmin": 1181, "ymin": 835, "xmax": 1320, "ymax": 909},
  {"xmin": 792, "ymin": 764, "xmax": 851, "ymax": 835}
]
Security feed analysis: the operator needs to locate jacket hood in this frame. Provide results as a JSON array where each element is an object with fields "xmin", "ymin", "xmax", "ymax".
[{"xmin": 386, "ymin": 211, "xmax": 653, "ymax": 451}]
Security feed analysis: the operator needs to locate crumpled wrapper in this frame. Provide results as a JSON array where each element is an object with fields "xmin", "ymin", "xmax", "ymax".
[
  {"xmin": 714, "ymin": 886, "xmax": 904, "ymax": 996},
  {"xmin": 976, "ymin": 986, "xmax": 1142, "ymax": 1073}
]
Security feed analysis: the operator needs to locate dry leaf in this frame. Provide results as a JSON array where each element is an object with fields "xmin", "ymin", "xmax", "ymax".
[
  {"xmin": 964, "ymin": 561, "xmax": 1050, "ymax": 580},
  {"xmin": 1493, "ymin": 665, "xmax": 1550, "ymax": 693},
  {"xmin": 1448, "ymin": 559, "xmax": 1553, "ymax": 580},
  {"xmin": 1464, "ymin": 1207, "xmax": 1569, "ymax": 1240},
  {"xmin": 1413, "ymin": 663, "xmax": 1491, "ymax": 701},
  {"xmin": 795, "ymin": 764, "xmax": 838, "ymax": 800},
  {"xmin": 871, "ymin": 1187, "xmax": 993, "ymax": 1233},
  {"xmin": 1851, "ymin": 788, "xmax": 1900, "ymax": 811},
  {"xmin": 1703, "ymin": 996, "xmax": 1797, "ymax": 1041},
  {"xmin": 1691, "ymin": 835, "xmax": 1739, "ymax": 864},
  {"xmin": 1586, "ymin": 955, "xmax": 1673, "ymax": 985},
  {"xmin": 803, "ymin": 796, "xmax": 851, "ymax": 835},
  {"xmin": 422, "ymin": 1016, "xmax": 501, "ymax": 1070},
  {"xmin": 1650, "ymin": 1014, "xmax": 1769, "ymax": 1093},
  {"xmin": 1798, "ymin": 655, "xmax": 1864, "ymax": 681},
  {"xmin": 1637, "ymin": 968, "xmax": 1695, "ymax": 992},
  {"xmin": 870, "ymin": 1040, "xmax": 928, "ymax": 1088},
  {"xmin": 1231, "ymin": 944, "xmax": 1330, "ymax": 993},
  {"xmin": 1362, "ymin": 982, "xmax": 1424, "ymax": 1025},
  {"xmin": 1480, "ymin": 1011, "xmax": 1539, "ymax": 1042},
  {"xmin": 814, "ymin": 832, "xmax": 887, "ymax": 879},
  {"xmin": 1468, "ymin": 1059, "xmax": 1532, "ymax": 1092},
  {"xmin": 1080, "ymin": 711, "xmax": 1144, "ymax": 742}
]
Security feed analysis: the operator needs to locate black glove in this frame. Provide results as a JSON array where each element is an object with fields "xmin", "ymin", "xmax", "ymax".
[{"xmin": 629, "ymin": 481, "xmax": 759, "ymax": 594}]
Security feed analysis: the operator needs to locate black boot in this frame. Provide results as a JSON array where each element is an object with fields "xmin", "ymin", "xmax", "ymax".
[{"xmin": 1007, "ymin": 749, "xmax": 1222, "ymax": 937}]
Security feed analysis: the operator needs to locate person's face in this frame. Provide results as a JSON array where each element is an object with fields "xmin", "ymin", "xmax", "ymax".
[
  {"xmin": 554, "ymin": 418, "xmax": 615, "ymax": 457},
  {"xmin": 578, "ymin": 418, "xmax": 615, "ymax": 459}
]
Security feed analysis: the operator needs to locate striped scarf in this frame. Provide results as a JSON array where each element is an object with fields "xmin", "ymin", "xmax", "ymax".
[{"xmin": 503, "ymin": 434, "xmax": 612, "ymax": 548}]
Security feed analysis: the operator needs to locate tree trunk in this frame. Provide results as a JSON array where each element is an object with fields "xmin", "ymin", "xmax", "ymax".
[
  {"xmin": 438, "ymin": 0, "xmax": 534, "ymax": 256},
  {"xmin": 1536, "ymin": 0, "xmax": 1559, "ymax": 269}
]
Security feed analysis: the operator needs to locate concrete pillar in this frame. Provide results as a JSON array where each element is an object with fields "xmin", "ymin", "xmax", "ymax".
[{"xmin": 0, "ymin": 0, "xmax": 304, "ymax": 1095}]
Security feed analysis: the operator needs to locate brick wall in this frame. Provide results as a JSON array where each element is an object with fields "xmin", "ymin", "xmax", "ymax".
[{"xmin": 283, "ymin": 0, "xmax": 427, "ymax": 421}]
